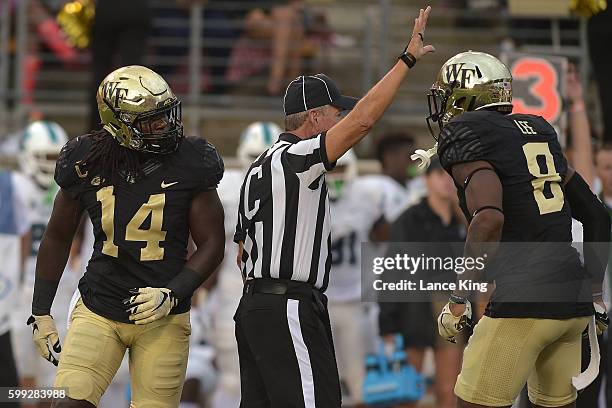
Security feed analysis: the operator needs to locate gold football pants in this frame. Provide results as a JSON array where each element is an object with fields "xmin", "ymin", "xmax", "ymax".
[
  {"xmin": 54, "ymin": 299, "xmax": 190, "ymax": 407},
  {"xmin": 455, "ymin": 315, "xmax": 590, "ymax": 407}
]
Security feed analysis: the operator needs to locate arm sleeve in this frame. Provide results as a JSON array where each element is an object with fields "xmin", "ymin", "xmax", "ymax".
[
  {"xmin": 282, "ymin": 133, "xmax": 335, "ymax": 184},
  {"xmin": 566, "ymin": 172, "xmax": 611, "ymax": 283}
]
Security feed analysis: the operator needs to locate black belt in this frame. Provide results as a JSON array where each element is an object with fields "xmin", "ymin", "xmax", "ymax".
[
  {"xmin": 243, "ymin": 278, "xmax": 328, "ymax": 315},
  {"xmin": 243, "ymin": 278, "xmax": 317, "ymax": 295}
]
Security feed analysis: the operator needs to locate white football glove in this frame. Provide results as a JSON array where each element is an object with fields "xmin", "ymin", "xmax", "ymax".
[
  {"xmin": 125, "ymin": 287, "xmax": 179, "ymax": 325},
  {"xmin": 437, "ymin": 300, "xmax": 472, "ymax": 344},
  {"xmin": 410, "ymin": 143, "xmax": 438, "ymax": 171},
  {"xmin": 27, "ymin": 315, "xmax": 61, "ymax": 366}
]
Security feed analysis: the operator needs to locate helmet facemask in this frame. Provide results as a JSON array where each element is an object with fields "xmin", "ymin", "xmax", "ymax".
[
  {"xmin": 107, "ymin": 99, "xmax": 183, "ymax": 155},
  {"xmin": 22, "ymin": 149, "xmax": 60, "ymax": 188},
  {"xmin": 426, "ymin": 84, "xmax": 456, "ymax": 140}
]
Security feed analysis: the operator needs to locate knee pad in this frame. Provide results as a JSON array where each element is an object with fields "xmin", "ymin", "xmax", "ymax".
[
  {"xmin": 149, "ymin": 351, "xmax": 187, "ymax": 395},
  {"xmin": 55, "ymin": 370, "xmax": 98, "ymax": 405}
]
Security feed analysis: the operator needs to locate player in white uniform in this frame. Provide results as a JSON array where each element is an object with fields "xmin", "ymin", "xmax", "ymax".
[
  {"xmin": 10, "ymin": 121, "xmax": 78, "ymax": 389},
  {"xmin": 0, "ymin": 169, "xmax": 31, "ymax": 390},
  {"xmin": 327, "ymin": 149, "xmax": 388, "ymax": 404},
  {"xmin": 210, "ymin": 121, "xmax": 280, "ymax": 408}
]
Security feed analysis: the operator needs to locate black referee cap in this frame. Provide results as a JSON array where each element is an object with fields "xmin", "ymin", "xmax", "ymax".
[{"xmin": 283, "ymin": 74, "xmax": 358, "ymax": 116}]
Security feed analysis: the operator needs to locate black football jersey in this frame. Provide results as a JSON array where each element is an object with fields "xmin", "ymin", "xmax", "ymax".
[
  {"xmin": 54, "ymin": 135, "xmax": 224, "ymax": 323},
  {"xmin": 438, "ymin": 111, "xmax": 592, "ymax": 319}
]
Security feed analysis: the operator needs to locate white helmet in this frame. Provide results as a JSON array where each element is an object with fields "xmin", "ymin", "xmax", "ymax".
[
  {"xmin": 237, "ymin": 121, "xmax": 282, "ymax": 167},
  {"xmin": 327, "ymin": 149, "xmax": 357, "ymax": 201},
  {"xmin": 19, "ymin": 121, "xmax": 69, "ymax": 188}
]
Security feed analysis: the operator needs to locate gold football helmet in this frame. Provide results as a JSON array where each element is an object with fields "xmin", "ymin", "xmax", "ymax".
[
  {"xmin": 96, "ymin": 65, "xmax": 183, "ymax": 154},
  {"xmin": 426, "ymin": 51, "xmax": 513, "ymax": 138}
]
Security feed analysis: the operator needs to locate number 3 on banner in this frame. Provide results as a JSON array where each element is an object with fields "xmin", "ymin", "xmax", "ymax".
[
  {"xmin": 96, "ymin": 186, "xmax": 167, "ymax": 261},
  {"xmin": 512, "ymin": 57, "xmax": 561, "ymax": 123},
  {"xmin": 522, "ymin": 143, "xmax": 564, "ymax": 215}
]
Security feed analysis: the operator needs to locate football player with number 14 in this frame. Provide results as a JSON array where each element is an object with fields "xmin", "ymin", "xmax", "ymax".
[{"xmin": 27, "ymin": 65, "xmax": 226, "ymax": 408}]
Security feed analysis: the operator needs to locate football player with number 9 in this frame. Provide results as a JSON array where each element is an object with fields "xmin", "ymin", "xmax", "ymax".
[{"xmin": 27, "ymin": 65, "xmax": 225, "ymax": 408}]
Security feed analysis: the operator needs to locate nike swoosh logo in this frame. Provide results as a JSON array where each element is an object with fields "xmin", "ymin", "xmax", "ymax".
[
  {"xmin": 161, "ymin": 181, "xmax": 178, "ymax": 189},
  {"xmin": 153, "ymin": 292, "xmax": 168, "ymax": 311}
]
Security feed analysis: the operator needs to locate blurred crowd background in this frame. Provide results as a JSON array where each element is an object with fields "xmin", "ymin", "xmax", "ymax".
[{"xmin": 1, "ymin": 0, "xmax": 612, "ymax": 407}]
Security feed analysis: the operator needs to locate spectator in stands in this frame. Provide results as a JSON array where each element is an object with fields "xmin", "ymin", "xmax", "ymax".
[
  {"xmin": 588, "ymin": 6, "xmax": 612, "ymax": 143},
  {"xmin": 224, "ymin": 1, "xmax": 306, "ymax": 95},
  {"xmin": 378, "ymin": 157, "xmax": 464, "ymax": 408},
  {"xmin": 88, "ymin": 0, "xmax": 151, "ymax": 131},
  {"xmin": 8, "ymin": 0, "xmax": 77, "ymax": 106},
  {"xmin": 565, "ymin": 63, "xmax": 595, "ymax": 187}
]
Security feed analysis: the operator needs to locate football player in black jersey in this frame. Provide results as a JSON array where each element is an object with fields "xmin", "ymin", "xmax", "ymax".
[
  {"xmin": 411, "ymin": 51, "xmax": 611, "ymax": 408},
  {"xmin": 27, "ymin": 65, "xmax": 225, "ymax": 408}
]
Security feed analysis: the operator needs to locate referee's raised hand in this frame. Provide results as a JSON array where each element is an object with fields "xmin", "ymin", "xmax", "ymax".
[
  {"xmin": 325, "ymin": 6, "xmax": 435, "ymax": 163},
  {"xmin": 406, "ymin": 6, "xmax": 435, "ymax": 60}
]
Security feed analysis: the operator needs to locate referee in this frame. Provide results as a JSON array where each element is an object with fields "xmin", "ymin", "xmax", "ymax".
[{"xmin": 233, "ymin": 7, "xmax": 435, "ymax": 407}]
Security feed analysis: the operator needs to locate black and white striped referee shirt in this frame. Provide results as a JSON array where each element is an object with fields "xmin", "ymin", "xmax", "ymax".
[{"xmin": 234, "ymin": 132, "xmax": 335, "ymax": 290}]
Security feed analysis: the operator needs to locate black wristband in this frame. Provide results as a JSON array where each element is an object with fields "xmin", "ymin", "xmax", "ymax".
[
  {"xmin": 166, "ymin": 266, "xmax": 204, "ymax": 300},
  {"xmin": 398, "ymin": 51, "xmax": 417, "ymax": 68},
  {"xmin": 32, "ymin": 277, "xmax": 61, "ymax": 315}
]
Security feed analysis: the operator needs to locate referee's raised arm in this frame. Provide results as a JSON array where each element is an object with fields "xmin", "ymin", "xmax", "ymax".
[{"xmin": 326, "ymin": 6, "xmax": 434, "ymax": 162}]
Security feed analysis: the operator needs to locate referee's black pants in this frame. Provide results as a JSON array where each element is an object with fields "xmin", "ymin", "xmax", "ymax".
[{"xmin": 234, "ymin": 278, "xmax": 342, "ymax": 408}]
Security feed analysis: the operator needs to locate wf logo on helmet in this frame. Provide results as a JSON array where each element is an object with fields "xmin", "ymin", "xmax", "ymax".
[
  {"xmin": 102, "ymin": 81, "xmax": 129, "ymax": 109},
  {"xmin": 445, "ymin": 63, "xmax": 483, "ymax": 88}
]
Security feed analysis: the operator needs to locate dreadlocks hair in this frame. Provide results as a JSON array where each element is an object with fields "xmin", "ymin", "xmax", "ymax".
[{"xmin": 82, "ymin": 129, "xmax": 146, "ymax": 185}]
